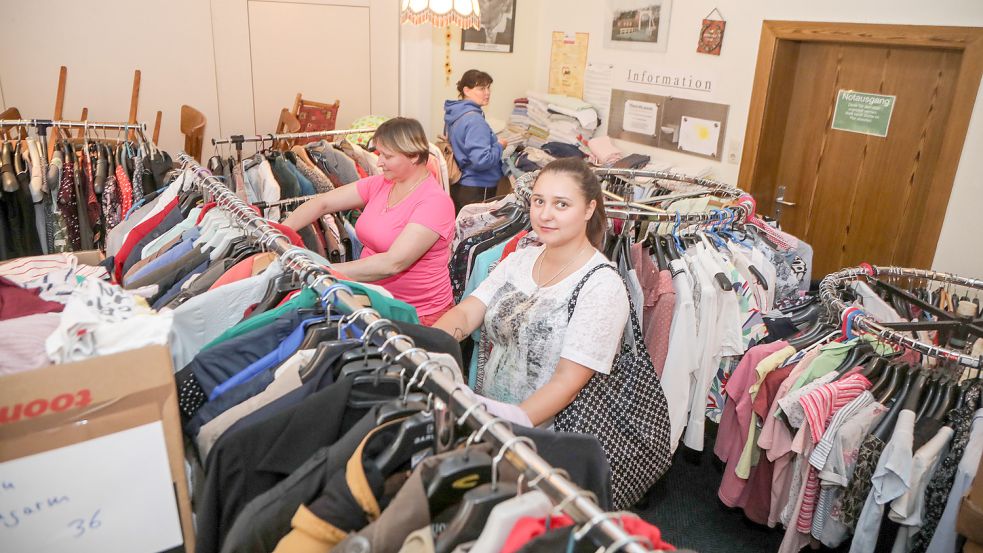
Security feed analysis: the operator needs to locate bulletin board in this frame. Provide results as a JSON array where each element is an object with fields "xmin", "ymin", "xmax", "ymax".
[{"xmin": 608, "ymin": 89, "xmax": 730, "ymax": 160}]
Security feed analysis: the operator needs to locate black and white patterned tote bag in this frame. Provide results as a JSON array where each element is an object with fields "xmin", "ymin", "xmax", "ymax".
[{"xmin": 554, "ymin": 263, "xmax": 673, "ymax": 509}]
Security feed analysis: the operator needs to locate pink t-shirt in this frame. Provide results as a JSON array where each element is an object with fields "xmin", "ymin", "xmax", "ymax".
[{"xmin": 354, "ymin": 174, "xmax": 455, "ymax": 316}]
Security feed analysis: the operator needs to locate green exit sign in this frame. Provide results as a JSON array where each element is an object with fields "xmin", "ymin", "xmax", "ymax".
[{"xmin": 831, "ymin": 90, "xmax": 896, "ymax": 138}]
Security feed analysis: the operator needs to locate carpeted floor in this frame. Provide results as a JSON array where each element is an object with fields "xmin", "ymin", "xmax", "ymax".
[{"xmin": 633, "ymin": 424, "xmax": 786, "ymax": 553}]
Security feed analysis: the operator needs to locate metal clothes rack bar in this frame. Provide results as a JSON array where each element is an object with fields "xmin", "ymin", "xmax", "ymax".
[
  {"xmin": 210, "ymin": 127, "xmax": 378, "ymax": 146},
  {"xmin": 176, "ymin": 151, "xmax": 660, "ymax": 553},
  {"xmin": 819, "ymin": 265, "xmax": 983, "ymax": 368},
  {"xmin": 0, "ymin": 118, "xmax": 147, "ymax": 131},
  {"xmin": 594, "ymin": 168, "xmax": 745, "ymax": 201},
  {"xmin": 513, "ymin": 168, "xmax": 752, "ymax": 226}
]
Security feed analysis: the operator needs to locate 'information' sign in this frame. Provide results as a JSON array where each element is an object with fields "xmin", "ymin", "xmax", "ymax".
[{"xmin": 831, "ymin": 90, "xmax": 896, "ymax": 138}]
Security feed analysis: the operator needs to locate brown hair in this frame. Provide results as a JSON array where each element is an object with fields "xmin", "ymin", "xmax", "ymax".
[
  {"xmin": 456, "ymin": 69, "xmax": 493, "ymax": 99},
  {"xmin": 535, "ymin": 157, "xmax": 607, "ymax": 250},
  {"xmin": 371, "ymin": 117, "xmax": 430, "ymax": 165}
]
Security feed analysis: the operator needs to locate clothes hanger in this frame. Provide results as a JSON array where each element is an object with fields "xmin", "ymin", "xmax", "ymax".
[
  {"xmin": 432, "ymin": 436, "xmax": 529, "ymax": 553},
  {"xmin": 832, "ymin": 341, "xmax": 875, "ymax": 377},
  {"xmin": 931, "ymin": 381, "xmax": 958, "ymax": 421},
  {"xmin": 915, "ymin": 372, "xmax": 942, "ymax": 421},
  {"xmin": 873, "ymin": 367, "xmax": 922, "ymax": 440},
  {"xmin": 870, "ymin": 362, "xmax": 898, "ymax": 399},
  {"xmin": 372, "ymin": 409, "xmax": 436, "ymax": 476}
]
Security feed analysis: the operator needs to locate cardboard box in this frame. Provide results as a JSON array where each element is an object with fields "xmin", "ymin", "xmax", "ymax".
[
  {"xmin": 0, "ymin": 346, "xmax": 194, "ymax": 552},
  {"xmin": 0, "ymin": 249, "xmax": 105, "ymax": 268}
]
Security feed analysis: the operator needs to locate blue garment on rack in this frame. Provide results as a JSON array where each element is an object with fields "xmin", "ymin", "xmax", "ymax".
[
  {"xmin": 208, "ymin": 316, "xmax": 323, "ymax": 401},
  {"xmin": 344, "ymin": 219, "xmax": 362, "ymax": 259},
  {"xmin": 152, "ymin": 260, "xmax": 209, "ymax": 310},
  {"xmin": 284, "ymin": 158, "xmax": 316, "ymax": 196},
  {"xmin": 463, "ymin": 240, "xmax": 509, "ymax": 388}
]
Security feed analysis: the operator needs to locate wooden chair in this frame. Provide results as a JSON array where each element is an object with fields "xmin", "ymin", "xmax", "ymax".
[
  {"xmin": 180, "ymin": 105, "xmax": 206, "ymax": 161},
  {"xmin": 274, "ymin": 108, "xmax": 301, "ymax": 150},
  {"xmin": 0, "ymin": 107, "xmax": 27, "ymax": 140},
  {"xmin": 291, "ymin": 93, "xmax": 340, "ymax": 144}
]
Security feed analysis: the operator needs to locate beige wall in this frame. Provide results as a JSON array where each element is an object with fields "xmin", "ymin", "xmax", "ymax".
[
  {"xmin": 0, "ymin": 0, "xmax": 220, "ymax": 156},
  {"xmin": 0, "ymin": 0, "xmax": 399, "ymax": 156},
  {"xmin": 425, "ymin": 0, "xmax": 542, "ymax": 136},
  {"xmin": 412, "ymin": 0, "xmax": 983, "ymax": 278}
]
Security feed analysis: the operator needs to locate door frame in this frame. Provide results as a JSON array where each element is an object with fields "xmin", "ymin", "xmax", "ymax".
[{"xmin": 738, "ymin": 21, "xmax": 983, "ymax": 269}]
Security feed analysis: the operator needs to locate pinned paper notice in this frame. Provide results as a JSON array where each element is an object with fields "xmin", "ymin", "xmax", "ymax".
[
  {"xmin": 0, "ymin": 421, "xmax": 183, "ymax": 553},
  {"xmin": 678, "ymin": 115, "xmax": 721, "ymax": 157},
  {"xmin": 622, "ymin": 99, "xmax": 659, "ymax": 135}
]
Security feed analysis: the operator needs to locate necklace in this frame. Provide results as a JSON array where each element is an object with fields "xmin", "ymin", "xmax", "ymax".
[
  {"xmin": 534, "ymin": 243, "xmax": 590, "ymax": 292},
  {"xmin": 385, "ymin": 173, "xmax": 427, "ymax": 211}
]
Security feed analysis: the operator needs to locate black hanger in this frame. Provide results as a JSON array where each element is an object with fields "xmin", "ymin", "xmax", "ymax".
[
  {"xmin": 298, "ymin": 321, "xmax": 342, "ymax": 350},
  {"xmin": 434, "ymin": 482, "xmax": 517, "ymax": 553},
  {"xmin": 787, "ymin": 318, "xmax": 834, "ymax": 350},
  {"xmin": 861, "ymin": 356, "xmax": 889, "ymax": 381},
  {"xmin": 788, "ymin": 303, "xmax": 822, "ymax": 328},
  {"xmin": 661, "ymin": 236, "xmax": 680, "ymax": 262},
  {"xmin": 433, "ymin": 430, "xmax": 537, "ymax": 552},
  {"xmin": 873, "ymin": 368, "xmax": 922, "ymax": 441},
  {"xmin": 875, "ymin": 363, "xmax": 908, "ymax": 405},
  {"xmin": 748, "ymin": 264, "xmax": 769, "ymax": 291},
  {"xmin": 931, "ymin": 381, "xmax": 958, "ymax": 421},
  {"xmin": 649, "ymin": 235, "xmax": 668, "ymax": 271},
  {"xmin": 833, "ymin": 342, "xmax": 874, "ymax": 376},
  {"xmin": 915, "ymin": 374, "xmax": 942, "ymax": 421},
  {"xmin": 376, "ymin": 393, "xmax": 429, "ymax": 425},
  {"xmin": 93, "ymin": 143, "xmax": 108, "ymax": 194},
  {"xmin": 247, "ymin": 273, "xmax": 303, "ymax": 317},
  {"xmin": 426, "ymin": 449, "xmax": 494, "ymax": 517},
  {"xmin": 372, "ymin": 411, "xmax": 436, "ymax": 476}
]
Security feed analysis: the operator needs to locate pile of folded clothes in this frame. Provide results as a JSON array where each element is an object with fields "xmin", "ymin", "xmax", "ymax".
[{"xmin": 525, "ymin": 92, "xmax": 599, "ymax": 153}]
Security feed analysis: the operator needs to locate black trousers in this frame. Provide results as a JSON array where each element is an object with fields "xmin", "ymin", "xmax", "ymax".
[{"xmin": 450, "ymin": 184, "xmax": 494, "ymax": 214}]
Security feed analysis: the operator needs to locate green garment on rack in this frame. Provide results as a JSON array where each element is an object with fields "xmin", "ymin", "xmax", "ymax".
[{"xmin": 201, "ymin": 280, "xmax": 418, "ymax": 350}]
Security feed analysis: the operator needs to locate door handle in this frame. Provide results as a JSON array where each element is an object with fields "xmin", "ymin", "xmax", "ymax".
[{"xmin": 775, "ymin": 199, "xmax": 796, "ymax": 207}]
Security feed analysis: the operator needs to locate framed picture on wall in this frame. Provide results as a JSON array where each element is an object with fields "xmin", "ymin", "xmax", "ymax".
[
  {"xmin": 461, "ymin": 0, "xmax": 516, "ymax": 53},
  {"xmin": 604, "ymin": 0, "xmax": 672, "ymax": 53}
]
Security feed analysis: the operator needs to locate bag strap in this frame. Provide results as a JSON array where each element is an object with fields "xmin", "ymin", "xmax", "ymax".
[
  {"xmin": 444, "ymin": 110, "xmax": 482, "ymax": 137},
  {"xmin": 566, "ymin": 263, "xmax": 645, "ymax": 356}
]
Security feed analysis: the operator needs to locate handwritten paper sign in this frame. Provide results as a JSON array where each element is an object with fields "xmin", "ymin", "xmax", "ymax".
[{"xmin": 0, "ymin": 421, "xmax": 183, "ymax": 553}]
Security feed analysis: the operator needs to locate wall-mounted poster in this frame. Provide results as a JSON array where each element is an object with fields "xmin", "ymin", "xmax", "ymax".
[
  {"xmin": 604, "ymin": 0, "xmax": 672, "ymax": 53},
  {"xmin": 548, "ymin": 32, "xmax": 590, "ymax": 98},
  {"xmin": 461, "ymin": 0, "xmax": 517, "ymax": 53}
]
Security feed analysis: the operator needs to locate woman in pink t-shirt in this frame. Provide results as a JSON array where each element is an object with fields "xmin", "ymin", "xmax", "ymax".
[{"xmin": 282, "ymin": 118, "xmax": 456, "ymax": 324}]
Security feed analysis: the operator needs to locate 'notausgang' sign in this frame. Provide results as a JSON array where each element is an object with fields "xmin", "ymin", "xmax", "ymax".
[{"xmin": 831, "ymin": 90, "xmax": 896, "ymax": 138}]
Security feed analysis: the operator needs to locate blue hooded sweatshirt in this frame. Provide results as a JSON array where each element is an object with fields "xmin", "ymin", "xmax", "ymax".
[{"xmin": 443, "ymin": 99, "xmax": 504, "ymax": 188}]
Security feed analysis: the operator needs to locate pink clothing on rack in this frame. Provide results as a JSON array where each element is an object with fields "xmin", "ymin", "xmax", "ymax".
[
  {"xmin": 629, "ymin": 244, "xmax": 675, "ymax": 376},
  {"xmin": 794, "ymin": 371, "xmax": 871, "ymax": 533},
  {"xmin": 354, "ymin": 174, "xmax": 455, "ymax": 316},
  {"xmin": 757, "ymin": 347, "xmax": 822, "ymax": 527},
  {"xmin": 716, "ymin": 341, "xmax": 792, "ymax": 506}
]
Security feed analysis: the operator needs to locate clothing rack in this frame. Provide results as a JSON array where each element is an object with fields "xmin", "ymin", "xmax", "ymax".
[
  {"xmin": 0, "ymin": 118, "xmax": 147, "ymax": 131},
  {"xmin": 176, "ymin": 151, "xmax": 662, "ymax": 553},
  {"xmin": 210, "ymin": 127, "xmax": 378, "ymax": 146},
  {"xmin": 593, "ymin": 168, "xmax": 745, "ymax": 201},
  {"xmin": 819, "ymin": 265, "xmax": 983, "ymax": 368}
]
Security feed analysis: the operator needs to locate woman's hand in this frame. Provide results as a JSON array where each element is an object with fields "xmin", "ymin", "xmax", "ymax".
[
  {"xmin": 281, "ymin": 183, "xmax": 365, "ymax": 231},
  {"xmin": 519, "ymin": 358, "xmax": 595, "ymax": 426},
  {"xmin": 498, "ymin": 137, "xmax": 509, "ymax": 148}
]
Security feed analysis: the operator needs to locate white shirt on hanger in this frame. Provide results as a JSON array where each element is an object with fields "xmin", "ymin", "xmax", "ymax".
[{"xmin": 662, "ymin": 258, "xmax": 699, "ymax": 452}]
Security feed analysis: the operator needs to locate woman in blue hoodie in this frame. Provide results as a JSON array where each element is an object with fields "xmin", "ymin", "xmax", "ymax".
[{"xmin": 444, "ymin": 69, "xmax": 507, "ymax": 213}]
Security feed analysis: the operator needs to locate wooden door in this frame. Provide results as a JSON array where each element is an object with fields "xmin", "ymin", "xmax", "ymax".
[{"xmin": 740, "ymin": 22, "xmax": 983, "ymax": 278}]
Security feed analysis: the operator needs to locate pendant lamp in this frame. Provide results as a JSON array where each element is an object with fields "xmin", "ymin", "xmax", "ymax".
[{"xmin": 400, "ymin": 0, "xmax": 482, "ymax": 84}]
